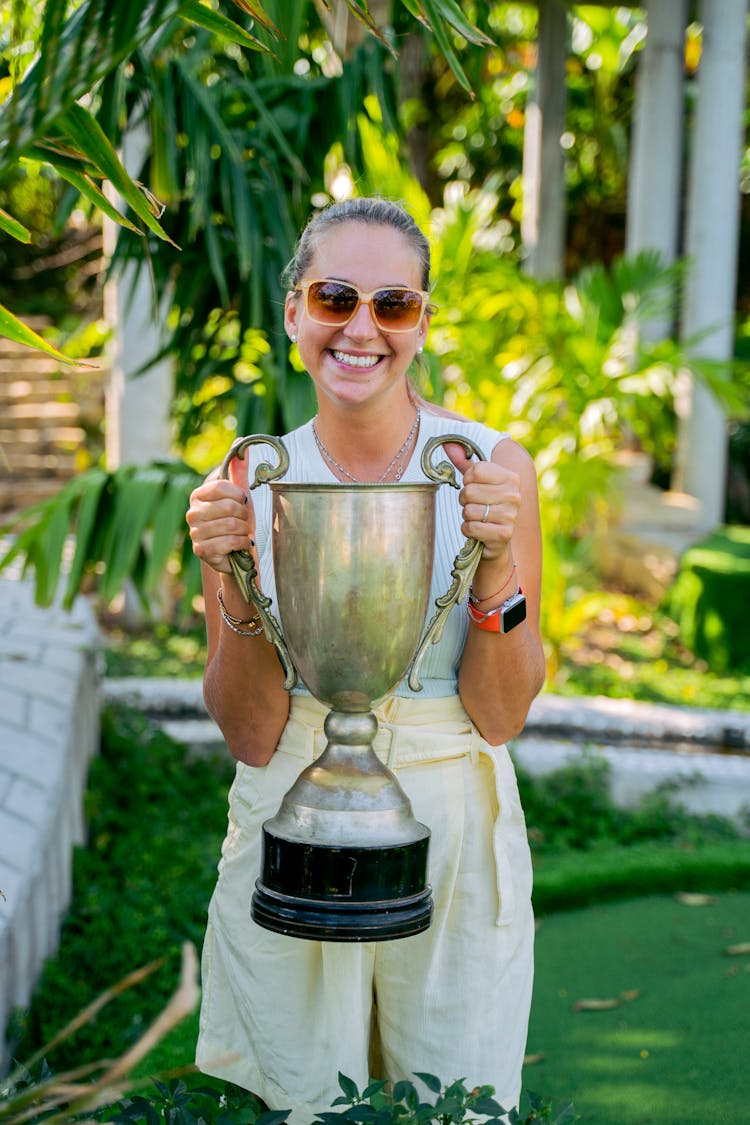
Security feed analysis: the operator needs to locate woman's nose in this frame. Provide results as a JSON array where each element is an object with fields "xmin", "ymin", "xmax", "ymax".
[{"xmin": 345, "ymin": 298, "xmax": 379, "ymax": 338}]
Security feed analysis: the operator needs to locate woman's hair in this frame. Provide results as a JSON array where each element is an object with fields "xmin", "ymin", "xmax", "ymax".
[{"xmin": 283, "ymin": 197, "xmax": 431, "ymax": 290}]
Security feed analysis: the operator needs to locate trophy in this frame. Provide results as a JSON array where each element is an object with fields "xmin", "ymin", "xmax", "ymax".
[{"xmin": 219, "ymin": 433, "xmax": 485, "ymax": 942}]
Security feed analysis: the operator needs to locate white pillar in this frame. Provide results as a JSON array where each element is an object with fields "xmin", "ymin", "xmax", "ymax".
[
  {"xmin": 626, "ymin": 0, "xmax": 687, "ymax": 338},
  {"xmin": 675, "ymin": 0, "xmax": 747, "ymax": 527},
  {"xmin": 104, "ymin": 117, "xmax": 174, "ymax": 467},
  {"xmin": 522, "ymin": 0, "xmax": 568, "ymax": 280}
]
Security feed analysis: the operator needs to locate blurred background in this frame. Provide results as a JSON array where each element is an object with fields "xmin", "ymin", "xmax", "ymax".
[{"xmin": 1, "ymin": 4, "xmax": 749, "ymax": 1124}]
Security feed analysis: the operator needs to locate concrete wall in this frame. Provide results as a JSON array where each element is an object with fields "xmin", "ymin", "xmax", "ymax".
[{"xmin": 0, "ymin": 576, "xmax": 100, "ymax": 1071}]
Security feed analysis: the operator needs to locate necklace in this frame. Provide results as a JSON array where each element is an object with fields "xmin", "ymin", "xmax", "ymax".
[{"xmin": 313, "ymin": 408, "xmax": 421, "ymax": 483}]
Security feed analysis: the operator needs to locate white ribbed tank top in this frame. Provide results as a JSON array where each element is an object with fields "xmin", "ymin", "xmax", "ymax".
[{"xmin": 245, "ymin": 408, "xmax": 508, "ymax": 699}]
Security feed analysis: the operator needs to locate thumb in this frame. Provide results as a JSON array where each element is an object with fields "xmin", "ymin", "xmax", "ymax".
[
  {"xmin": 442, "ymin": 441, "xmax": 473, "ymax": 477},
  {"xmin": 227, "ymin": 447, "xmax": 251, "ymax": 496}
]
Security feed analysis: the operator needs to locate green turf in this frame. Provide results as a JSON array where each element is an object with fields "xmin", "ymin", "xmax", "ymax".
[{"xmin": 524, "ymin": 891, "xmax": 750, "ymax": 1124}]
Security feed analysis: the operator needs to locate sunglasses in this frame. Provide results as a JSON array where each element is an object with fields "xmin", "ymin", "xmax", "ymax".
[{"xmin": 296, "ymin": 278, "xmax": 431, "ymax": 333}]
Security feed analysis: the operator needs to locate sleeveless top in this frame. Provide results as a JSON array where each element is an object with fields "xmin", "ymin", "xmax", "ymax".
[{"xmin": 245, "ymin": 408, "xmax": 508, "ymax": 699}]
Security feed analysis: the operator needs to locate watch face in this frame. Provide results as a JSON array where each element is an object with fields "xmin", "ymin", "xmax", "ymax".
[{"xmin": 501, "ymin": 591, "xmax": 527, "ymax": 633}]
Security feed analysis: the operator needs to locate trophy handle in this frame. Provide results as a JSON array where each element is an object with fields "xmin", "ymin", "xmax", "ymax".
[
  {"xmin": 219, "ymin": 434, "xmax": 297, "ymax": 691},
  {"xmin": 407, "ymin": 434, "xmax": 486, "ymax": 692}
]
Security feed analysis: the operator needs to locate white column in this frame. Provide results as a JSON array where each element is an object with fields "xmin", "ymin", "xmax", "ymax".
[
  {"xmin": 522, "ymin": 0, "xmax": 568, "ymax": 280},
  {"xmin": 675, "ymin": 0, "xmax": 747, "ymax": 528},
  {"xmin": 104, "ymin": 116, "xmax": 174, "ymax": 467},
  {"xmin": 626, "ymin": 0, "xmax": 687, "ymax": 339}
]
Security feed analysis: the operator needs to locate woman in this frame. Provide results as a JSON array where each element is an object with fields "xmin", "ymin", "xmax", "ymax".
[{"xmin": 186, "ymin": 197, "xmax": 545, "ymax": 1121}]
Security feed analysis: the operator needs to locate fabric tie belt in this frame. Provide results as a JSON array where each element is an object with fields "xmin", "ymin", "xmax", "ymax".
[{"xmin": 280, "ymin": 692, "xmax": 484, "ymax": 770}]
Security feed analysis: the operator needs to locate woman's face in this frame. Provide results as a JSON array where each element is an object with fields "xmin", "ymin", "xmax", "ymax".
[{"xmin": 284, "ymin": 220, "xmax": 430, "ymax": 412}]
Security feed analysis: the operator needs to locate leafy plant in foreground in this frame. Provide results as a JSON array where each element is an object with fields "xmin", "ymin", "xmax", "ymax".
[{"xmin": 101, "ymin": 1072, "xmax": 577, "ymax": 1125}]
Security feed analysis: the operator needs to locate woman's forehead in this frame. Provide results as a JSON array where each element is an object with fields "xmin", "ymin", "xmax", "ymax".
[{"xmin": 308, "ymin": 221, "xmax": 423, "ymax": 285}]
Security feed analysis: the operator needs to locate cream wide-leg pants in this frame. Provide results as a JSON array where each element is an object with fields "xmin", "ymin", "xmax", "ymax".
[{"xmin": 196, "ymin": 694, "xmax": 534, "ymax": 1122}]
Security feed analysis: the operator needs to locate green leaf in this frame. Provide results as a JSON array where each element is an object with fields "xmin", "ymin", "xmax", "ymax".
[
  {"xmin": 53, "ymin": 164, "xmax": 143, "ymax": 234},
  {"xmin": 98, "ymin": 468, "xmax": 166, "ymax": 603},
  {"xmin": 337, "ymin": 1073, "xmax": 360, "ymax": 1102},
  {"xmin": 57, "ymin": 103, "xmax": 178, "ymax": 246},
  {"xmin": 420, "ymin": 0, "xmax": 473, "ymax": 93},
  {"xmin": 143, "ymin": 469, "xmax": 200, "ymax": 593},
  {"xmin": 413, "ymin": 1072, "xmax": 442, "ymax": 1093},
  {"xmin": 419, "ymin": 0, "xmax": 492, "ymax": 46},
  {"xmin": 226, "ymin": 0, "xmax": 281, "ymax": 37},
  {"xmin": 0, "ymin": 206, "xmax": 31, "ymax": 243},
  {"xmin": 179, "ymin": 0, "xmax": 273, "ymax": 54},
  {"xmin": 31, "ymin": 490, "xmax": 76, "ymax": 606},
  {"xmin": 0, "ymin": 303, "xmax": 94, "ymax": 365},
  {"xmin": 62, "ymin": 469, "xmax": 110, "ymax": 608}
]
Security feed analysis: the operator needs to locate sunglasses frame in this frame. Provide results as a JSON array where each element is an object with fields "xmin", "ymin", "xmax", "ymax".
[{"xmin": 295, "ymin": 278, "xmax": 432, "ymax": 334}]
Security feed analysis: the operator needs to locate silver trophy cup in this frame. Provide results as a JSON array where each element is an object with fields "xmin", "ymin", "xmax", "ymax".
[{"xmin": 219, "ymin": 433, "xmax": 485, "ymax": 941}]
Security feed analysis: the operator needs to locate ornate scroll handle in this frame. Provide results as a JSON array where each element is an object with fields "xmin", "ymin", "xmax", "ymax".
[
  {"xmin": 407, "ymin": 434, "xmax": 486, "ymax": 693},
  {"xmin": 218, "ymin": 434, "xmax": 297, "ymax": 691}
]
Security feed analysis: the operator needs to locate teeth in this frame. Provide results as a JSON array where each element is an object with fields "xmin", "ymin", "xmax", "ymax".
[{"xmin": 332, "ymin": 350, "xmax": 380, "ymax": 369}]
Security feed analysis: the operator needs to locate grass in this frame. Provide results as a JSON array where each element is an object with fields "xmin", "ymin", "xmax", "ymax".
[{"xmin": 525, "ymin": 892, "xmax": 750, "ymax": 1124}]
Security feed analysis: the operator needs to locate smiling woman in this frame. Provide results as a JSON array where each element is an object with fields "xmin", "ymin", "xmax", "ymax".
[{"xmin": 185, "ymin": 196, "xmax": 546, "ymax": 1123}]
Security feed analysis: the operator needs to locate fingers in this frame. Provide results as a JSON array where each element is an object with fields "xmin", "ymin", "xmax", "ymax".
[
  {"xmin": 186, "ymin": 477, "xmax": 255, "ymax": 576},
  {"xmin": 457, "ymin": 462, "xmax": 521, "ymax": 557}
]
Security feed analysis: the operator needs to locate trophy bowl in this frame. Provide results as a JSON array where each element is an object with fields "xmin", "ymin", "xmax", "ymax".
[{"xmin": 220, "ymin": 434, "xmax": 485, "ymax": 941}]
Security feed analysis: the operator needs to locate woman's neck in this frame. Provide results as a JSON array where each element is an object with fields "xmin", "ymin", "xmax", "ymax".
[{"xmin": 313, "ymin": 390, "xmax": 421, "ymax": 483}]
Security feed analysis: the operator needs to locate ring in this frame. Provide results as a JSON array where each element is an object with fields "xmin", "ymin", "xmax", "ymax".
[{"xmin": 481, "ymin": 503, "xmax": 491, "ymax": 523}]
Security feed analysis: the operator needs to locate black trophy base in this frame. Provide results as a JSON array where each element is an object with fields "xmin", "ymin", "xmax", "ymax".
[{"xmin": 251, "ymin": 827, "xmax": 433, "ymax": 941}]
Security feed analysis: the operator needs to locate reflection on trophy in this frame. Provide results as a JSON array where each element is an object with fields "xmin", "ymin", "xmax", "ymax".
[{"xmin": 219, "ymin": 433, "xmax": 485, "ymax": 942}]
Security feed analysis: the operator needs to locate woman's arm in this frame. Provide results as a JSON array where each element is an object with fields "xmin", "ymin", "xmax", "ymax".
[
  {"xmin": 187, "ymin": 473, "xmax": 289, "ymax": 764},
  {"xmin": 450, "ymin": 438, "xmax": 546, "ymax": 746}
]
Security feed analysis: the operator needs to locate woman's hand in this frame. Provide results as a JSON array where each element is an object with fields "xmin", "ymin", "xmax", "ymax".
[
  {"xmin": 443, "ymin": 442, "xmax": 520, "ymax": 564},
  {"xmin": 186, "ymin": 456, "xmax": 255, "ymax": 576}
]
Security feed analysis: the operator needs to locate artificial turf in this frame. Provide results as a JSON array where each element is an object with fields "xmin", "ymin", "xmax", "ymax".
[{"xmin": 524, "ymin": 891, "xmax": 750, "ymax": 1124}]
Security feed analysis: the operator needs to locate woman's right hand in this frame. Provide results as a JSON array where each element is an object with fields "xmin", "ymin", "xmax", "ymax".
[{"xmin": 186, "ymin": 458, "xmax": 255, "ymax": 577}]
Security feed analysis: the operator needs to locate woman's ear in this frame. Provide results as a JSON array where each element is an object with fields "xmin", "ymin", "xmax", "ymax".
[{"xmin": 284, "ymin": 291, "xmax": 299, "ymax": 340}]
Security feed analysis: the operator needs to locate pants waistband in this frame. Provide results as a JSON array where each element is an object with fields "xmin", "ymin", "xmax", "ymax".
[{"xmin": 277, "ymin": 693, "xmax": 485, "ymax": 770}]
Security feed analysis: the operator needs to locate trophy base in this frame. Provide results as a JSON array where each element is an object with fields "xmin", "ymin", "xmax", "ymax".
[{"xmin": 251, "ymin": 829, "xmax": 433, "ymax": 941}]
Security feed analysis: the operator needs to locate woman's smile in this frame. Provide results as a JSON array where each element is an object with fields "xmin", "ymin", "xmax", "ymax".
[{"xmin": 329, "ymin": 348, "xmax": 382, "ymax": 370}]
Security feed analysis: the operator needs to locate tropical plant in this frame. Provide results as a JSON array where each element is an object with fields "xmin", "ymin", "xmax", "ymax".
[
  {"xmin": 1, "ymin": 944, "xmax": 199, "ymax": 1125},
  {"xmin": 0, "ymin": 0, "xmax": 489, "ymax": 367}
]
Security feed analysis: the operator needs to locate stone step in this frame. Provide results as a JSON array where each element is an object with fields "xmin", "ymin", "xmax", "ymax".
[
  {"xmin": 0, "ymin": 426, "xmax": 86, "ymax": 447},
  {"xmin": 1, "ymin": 451, "xmax": 78, "ymax": 474},
  {"xmin": 3, "ymin": 402, "xmax": 85, "ymax": 423},
  {"xmin": 0, "ymin": 480, "xmax": 67, "ymax": 514},
  {"xmin": 101, "ymin": 679, "xmax": 750, "ymax": 825}
]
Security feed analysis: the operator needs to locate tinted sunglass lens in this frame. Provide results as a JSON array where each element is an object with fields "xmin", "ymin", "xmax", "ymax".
[
  {"xmin": 373, "ymin": 289, "xmax": 422, "ymax": 328},
  {"xmin": 309, "ymin": 281, "xmax": 358, "ymax": 323}
]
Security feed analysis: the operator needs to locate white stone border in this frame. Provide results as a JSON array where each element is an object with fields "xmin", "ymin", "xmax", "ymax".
[{"xmin": 0, "ymin": 577, "xmax": 100, "ymax": 1071}]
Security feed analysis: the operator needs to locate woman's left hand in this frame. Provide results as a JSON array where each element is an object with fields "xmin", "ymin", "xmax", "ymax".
[{"xmin": 443, "ymin": 441, "xmax": 520, "ymax": 563}]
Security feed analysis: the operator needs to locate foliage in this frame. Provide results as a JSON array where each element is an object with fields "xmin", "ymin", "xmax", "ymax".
[
  {"xmin": 0, "ymin": 460, "xmax": 202, "ymax": 614},
  {"xmin": 663, "ymin": 526, "xmax": 750, "ymax": 674},
  {"xmin": 100, "ymin": 1077, "xmax": 275, "ymax": 1125},
  {"xmin": 311, "ymin": 1072, "xmax": 576, "ymax": 1125},
  {"xmin": 96, "ymin": 1072, "xmax": 577, "ymax": 1125},
  {"xmin": 0, "ymin": 0, "xmax": 489, "ymax": 363},
  {"xmin": 555, "ymin": 593, "xmax": 750, "ymax": 710},
  {"xmin": 515, "ymin": 751, "xmax": 744, "ymax": 855},
  {"xmin": 14, "ymin": 707, "xmax": 233, "ymax": 1070},
  {"xmin": 1, "ymin": 945, "xmax": 200, "ymax": 1125}
]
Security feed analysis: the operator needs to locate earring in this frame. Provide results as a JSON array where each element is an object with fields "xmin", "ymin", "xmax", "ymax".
[
  {"xmin": 290, "ymin": 334, "xmax": 297, "ymax": 343},
  {"xmin": 417, "ymin": 345, "xmax": 424, "ymax": 354}
]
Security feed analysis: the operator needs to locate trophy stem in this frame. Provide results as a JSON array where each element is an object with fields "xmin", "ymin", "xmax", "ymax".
[{"xmin": 251, "ymin": 708, "xmax": 433, "ymax": 941}]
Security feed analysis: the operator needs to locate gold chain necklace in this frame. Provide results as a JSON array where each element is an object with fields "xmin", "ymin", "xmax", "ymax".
[{"xmin": 312, "ymin": 408, "xmax": 421, "ymax": 483}]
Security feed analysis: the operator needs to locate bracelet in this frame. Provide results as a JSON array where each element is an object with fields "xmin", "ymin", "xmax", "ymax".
[
  {"xmin": 217, "ymin": 587, "xmax": 263, "ymax": 636},
  {"xmin": 469, "ymin": 561, "xmax": 517, "ymax": 606}
]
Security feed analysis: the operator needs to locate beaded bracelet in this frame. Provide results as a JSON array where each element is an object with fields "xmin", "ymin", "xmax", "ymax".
[
  {"xmin": 217, "ymin": 587, "xmax": 263, "ymax": 636},
  {"xmin": 469, "ymin": 561, "xmax": 517, "ymax": 607}
]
